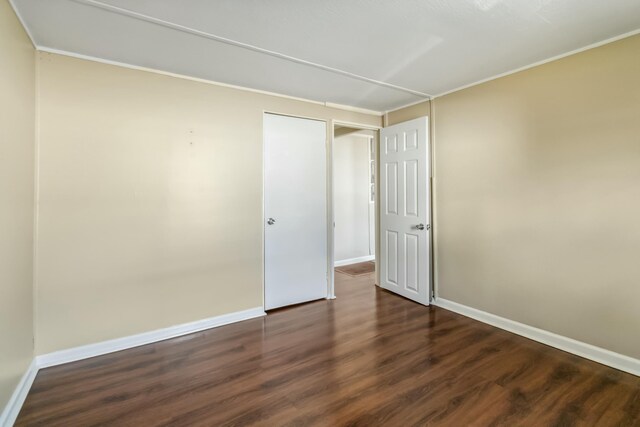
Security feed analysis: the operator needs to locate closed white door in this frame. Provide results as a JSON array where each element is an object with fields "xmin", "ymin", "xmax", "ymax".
[
  {"xmin": 264, "ymin": 113, "xmax": 328, "ymax": 310},
  {"xmin": 379, "ymin": 117, "xmax": 430, "ymax": 305}
]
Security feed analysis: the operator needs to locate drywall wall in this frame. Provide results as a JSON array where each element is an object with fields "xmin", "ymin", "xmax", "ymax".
[
  {"xmin": 35, "ymin": 52, "xmax": 381, "ymax": 354},
  {"xmin": 0, "ymin": 0, "xmax": 35, "ymax": 411},
  {"xmin": 391, "ymin": 34, "xmax": 640, "ymax": 359},
  {"xmin": 334, "ymin": 134, "xmax": 371, "ymax": 262},
  {"xmin": 386, "ymin": 100, "xmax": 430, "ymax": 127}
]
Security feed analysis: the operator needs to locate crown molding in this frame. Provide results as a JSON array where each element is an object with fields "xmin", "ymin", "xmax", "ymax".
[
  {"xmin": 37, "ymin": 47, "xmax": 386, "ymax": 116},
  {"xmin": 71, "ymin": 0, "xmax": 431, "ymax": 100}
]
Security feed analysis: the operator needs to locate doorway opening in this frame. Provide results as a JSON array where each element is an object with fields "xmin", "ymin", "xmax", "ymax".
[{"xmin": 331, "ymin": 123, "xmax": 380, "ymax": 294}]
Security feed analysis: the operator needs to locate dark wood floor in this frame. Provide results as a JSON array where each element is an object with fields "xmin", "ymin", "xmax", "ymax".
[{"xmin": 17, "ymin": 272, "xmax": 640, "ymax": 426}]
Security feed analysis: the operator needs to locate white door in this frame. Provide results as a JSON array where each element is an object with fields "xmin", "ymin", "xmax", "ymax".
[
  {"xmin": 264, "ymin": 113, "xmax": 328, "ymax": 310},
  {"xmin": 379, "ymin": 117, "xmax": 430, "ymax": 305}
]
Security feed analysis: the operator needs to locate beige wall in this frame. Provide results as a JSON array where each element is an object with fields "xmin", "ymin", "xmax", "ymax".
[
  {"xmin": 35, "ymin": 52, "xmax": 381, "ymax": 354},
  {"xmin": 386, "ymin": 100, "xmax": 430, "ymax": 127},
  {"xmin": 392, "ymin": 34, "xmax": 640, "ymax": 359},
  {"xmin": 9, "ymin": 6, "xmax": 637, "ymax": 369},
  {"xmin": 0, "ymin": 0, "xmax": 35, "ymax": 409}
]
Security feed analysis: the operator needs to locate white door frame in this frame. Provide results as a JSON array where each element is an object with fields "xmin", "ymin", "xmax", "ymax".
[{"xmin": 329, "ymin": 120, "xmax": 382, "ymax": 299}]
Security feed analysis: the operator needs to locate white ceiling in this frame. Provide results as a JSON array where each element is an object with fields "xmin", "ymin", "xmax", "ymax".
[{"xmin": 13, "ymin": 0, "xmax": 640, "ymax": 112}]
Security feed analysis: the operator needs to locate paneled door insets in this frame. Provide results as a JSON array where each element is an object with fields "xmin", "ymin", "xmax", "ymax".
[{"xmin": 379, "ymin": 117, "xmax": 430, "ymax": 305}]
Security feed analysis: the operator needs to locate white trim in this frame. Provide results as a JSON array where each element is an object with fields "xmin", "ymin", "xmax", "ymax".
[
  {"xmin": 334, "ymin": 255, "xmax": 375, "ymax": 267},
  {"xmin": 332, "ymin": 120, "xmax": 382, "ymax": 131},
  {"xmin": 7, "ymin": 0, "xmax": 37, "ymax": 48},
  {"xmin": 0, "ymin": 359, "xmax": 38, "ymax": 427},
  {"xmin": 67, "ymin": 0, "xmax": 430, "ymax": 99},
  {"xmin": 327, "ymin": 121, "xmax": 336, "ymax": 300},
  {"xmin": 261, "ymin": 113, "xmax": 267, "ymax": 310},
  {"xmin": 428, "ymin": 101, "xmax": 436, "ymax": 301},
  {"xmin": 36, "ymin": 307, "xmax": 266, "ymax": 369},
  {"xmin": 433, "ymin": 298, "xmax": 640, "ymax": 377},
  {"xmin": 431, "ymin": 28, "xmax": 640, "ymax": 99},
  {"xmin": 336, "ymin": 132, "xmax": 375, "ymax": 139},
  {"xmin": 36, "ymin": 47, "xmax": 385, "ymax": 117},
  {"xmin": 38, "ymin": 46, "xmax": 324, "ymax": 106},
  {"xmin": 323, "ymin": 102, "xmax": 383, "ymax": 117},
  {"xmin": 262, "ymin": 110, "xmax": 327, "ymax": 124}
]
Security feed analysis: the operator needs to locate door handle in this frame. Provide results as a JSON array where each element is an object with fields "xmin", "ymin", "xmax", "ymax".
[
  {"xmin": 416, "ymin": 223, "xmax": 430, "ymax": 230},
  {"xmin": 267, "ymin": 218, "xmax": 276, "ymax": 225}
]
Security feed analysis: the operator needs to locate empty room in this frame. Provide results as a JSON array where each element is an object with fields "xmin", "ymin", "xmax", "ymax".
[{"xmin": 1, "ymin": 0, "xmax": 639, "ymax": 425}]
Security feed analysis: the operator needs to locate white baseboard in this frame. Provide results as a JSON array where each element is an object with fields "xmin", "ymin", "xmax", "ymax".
[
  {"xmin": 36, "ymin": 307, "xmax": 266, "ymax": 369},
  {"xmin": 0, "ymin": 359, "xmax": 38, "ymax": 427},
  {"xmin": 334, "ymin": 255, "xmax": 375, "ymax": 267},
  {"xmin": 433, "ymin": 298, "xmax": 640, "ymax": 377}
]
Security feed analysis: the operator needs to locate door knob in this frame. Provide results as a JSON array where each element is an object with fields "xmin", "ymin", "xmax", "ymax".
[
  {"xmin": 416, "ymin": 223, "xmax": 425, "ymax": 230},
  {"xmin": 267, "ymin": 218, "xmax": 276, "ymax": 225}
]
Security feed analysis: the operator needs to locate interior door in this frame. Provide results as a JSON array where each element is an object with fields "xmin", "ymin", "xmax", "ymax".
[
  {"xmin": 379, "ymin": 117, "xmax": 430, "ymax": 305},
  {"xmin": 264, "ymin": 113, "xmax": 328, "ymax": 310}
]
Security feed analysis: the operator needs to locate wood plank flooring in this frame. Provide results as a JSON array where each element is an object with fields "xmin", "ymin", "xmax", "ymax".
[{"xmin": 17, "ymin": 271, "xmax": 640, "ymax": 426}]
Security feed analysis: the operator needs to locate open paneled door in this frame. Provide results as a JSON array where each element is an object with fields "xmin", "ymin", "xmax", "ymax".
[{"xmin": 379, "ymin": 117, "xmax": 430, "ymax": 305}]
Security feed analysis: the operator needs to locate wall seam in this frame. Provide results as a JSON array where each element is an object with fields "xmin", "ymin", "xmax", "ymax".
[
  {"xmin": 32, "ymin": 50, "xmax": 41, "ymax": 356},
  {"xmin": 430, "ymin": 99, "xmax": 438, "ymax": 300}
]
